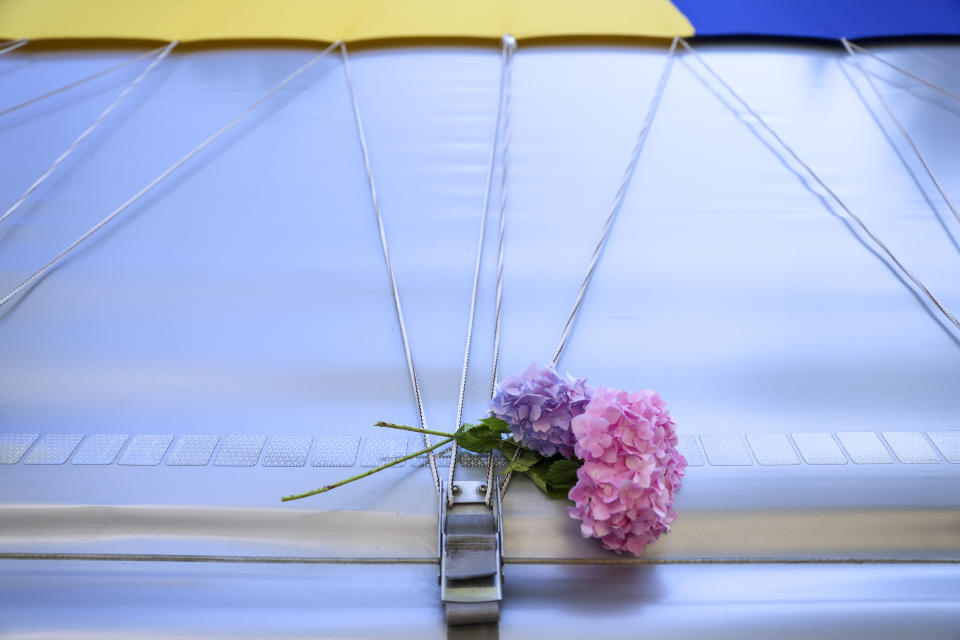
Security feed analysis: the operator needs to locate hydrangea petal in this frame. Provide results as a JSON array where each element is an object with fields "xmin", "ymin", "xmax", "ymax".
[
  {"xmin": 491, "ymin": 363, "xmax": 592, "ymax": 459},
  {"xmin": 567, "ymin": 386, "xmax": 686, "ymax": 556}
]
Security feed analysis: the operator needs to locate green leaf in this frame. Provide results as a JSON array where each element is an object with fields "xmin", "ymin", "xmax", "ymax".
[
  {"xmin": 496, "ymin": 438, "xmax": 521, "ymax": 459},
  {"xmin": 544, "ymin": 459, "xmax": 580, "ymax": 489},
  {"xmin": 453, "ymin": 413, "xmax": 581, "ymax": 501},
  {"xmin": 477, "ymin": 415, "xmax": 511, "ymax": 434},
  {"xmin": 524, "ymin": 459, "xmax": 571, "ymax": 499},
  {"xmin": 454, "ymin": 415, "xmax": 511, "ymax": 453},
  {"xmin": 523, "ymin": 466, "xmax": 555, "ymax": 497},
  {"xmin": 516, "ymin": 455, "xmax": 582, "ymax": 500},
  {"xmin": 505, "ymin": 448, "xmax": 541, "ymax": 473}
]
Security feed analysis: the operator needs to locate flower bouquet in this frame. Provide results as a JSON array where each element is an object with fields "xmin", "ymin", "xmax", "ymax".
[{"xmin": 284, "ymin": 363, "xmax": 687, "ymax": 556}]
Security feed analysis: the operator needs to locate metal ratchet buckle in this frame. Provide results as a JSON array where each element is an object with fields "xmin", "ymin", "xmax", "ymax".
[{"xmin": 439, "ymin": 479, "xmax": 504, "ymax": 627}]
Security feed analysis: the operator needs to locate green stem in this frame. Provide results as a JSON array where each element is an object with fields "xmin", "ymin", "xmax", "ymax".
[
  {"xmin": 281, "ymin": 437, "xmax": 454, "ymax": 502},
  {"xmin": 374, "ymin": 421, "xmax": 456, "ymax": 439}
]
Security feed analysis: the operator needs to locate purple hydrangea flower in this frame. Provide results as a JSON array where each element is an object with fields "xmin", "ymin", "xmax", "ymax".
[{"xmin": 490, "ymin": 362, "xmax": 592, "ymax": 458}]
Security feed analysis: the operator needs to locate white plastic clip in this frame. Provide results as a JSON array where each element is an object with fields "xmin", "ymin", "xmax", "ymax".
[{"xmin": 501, "ymin": 34, "xmax": 517, "ymax": 52}]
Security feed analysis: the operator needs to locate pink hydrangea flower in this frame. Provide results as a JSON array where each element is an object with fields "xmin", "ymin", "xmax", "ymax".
[{"xmin": 567, "ymin": 387, "xmax": 686, "ymax": 555}]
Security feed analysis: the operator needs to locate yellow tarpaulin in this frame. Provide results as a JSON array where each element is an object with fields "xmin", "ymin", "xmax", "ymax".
[{"xmin": 0, "ymin": 0, "xmax": 693, "ymax": 43}]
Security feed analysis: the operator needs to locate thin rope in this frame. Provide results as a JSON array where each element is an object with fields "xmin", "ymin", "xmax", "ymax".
[
  {"xmin": 487, "ymin": 43, "xmax": 516, "ymax": 503},
  {"xmin": 678, "ymin": 38, "xmax": 960, "ymax": 333},
  {"xmin": 502, "ymin": 37, "xmax": 680, "ymax": 501},
  {"xmin": 0, "ymin": 45, "xmax": 170, "ymax": 119},
  {"xmin": 844, "ymin": 40, "xmax": 960, "ymax": 104},
  {"xmin": 442, "ymin": 36, "xmax": 515, "ymax": 507},
  {"xmin": 0, "ymin": 40, "xmax": 342, "ymax": 311},
  {"xmin": 339, "ymin": 42, "xmax": 441, "ymax": 495},
  {"xmin": 841, "ymin": 38, "xmax": 960, "ymax": 227},
  {"xmin": 484, "ymin": 35, "xmax": 516, "ymax": 508},
  {"xmin": 0, "ymin": 41, "xmax": 178, "ymax": 230},
  {"xmin": 490, "ymin": 40, "xmax": 515, "ymax": 401},
  {"xmin": 550, "ymin": 37, "xmax": 680, "ymax": 368},
  {"xmin": 0, "ymin": 38, "xmax": 29, "ymax": 56},
  {"xmin": 497, "ymin": 448, "xmax": 523, "ymax": 501}
]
